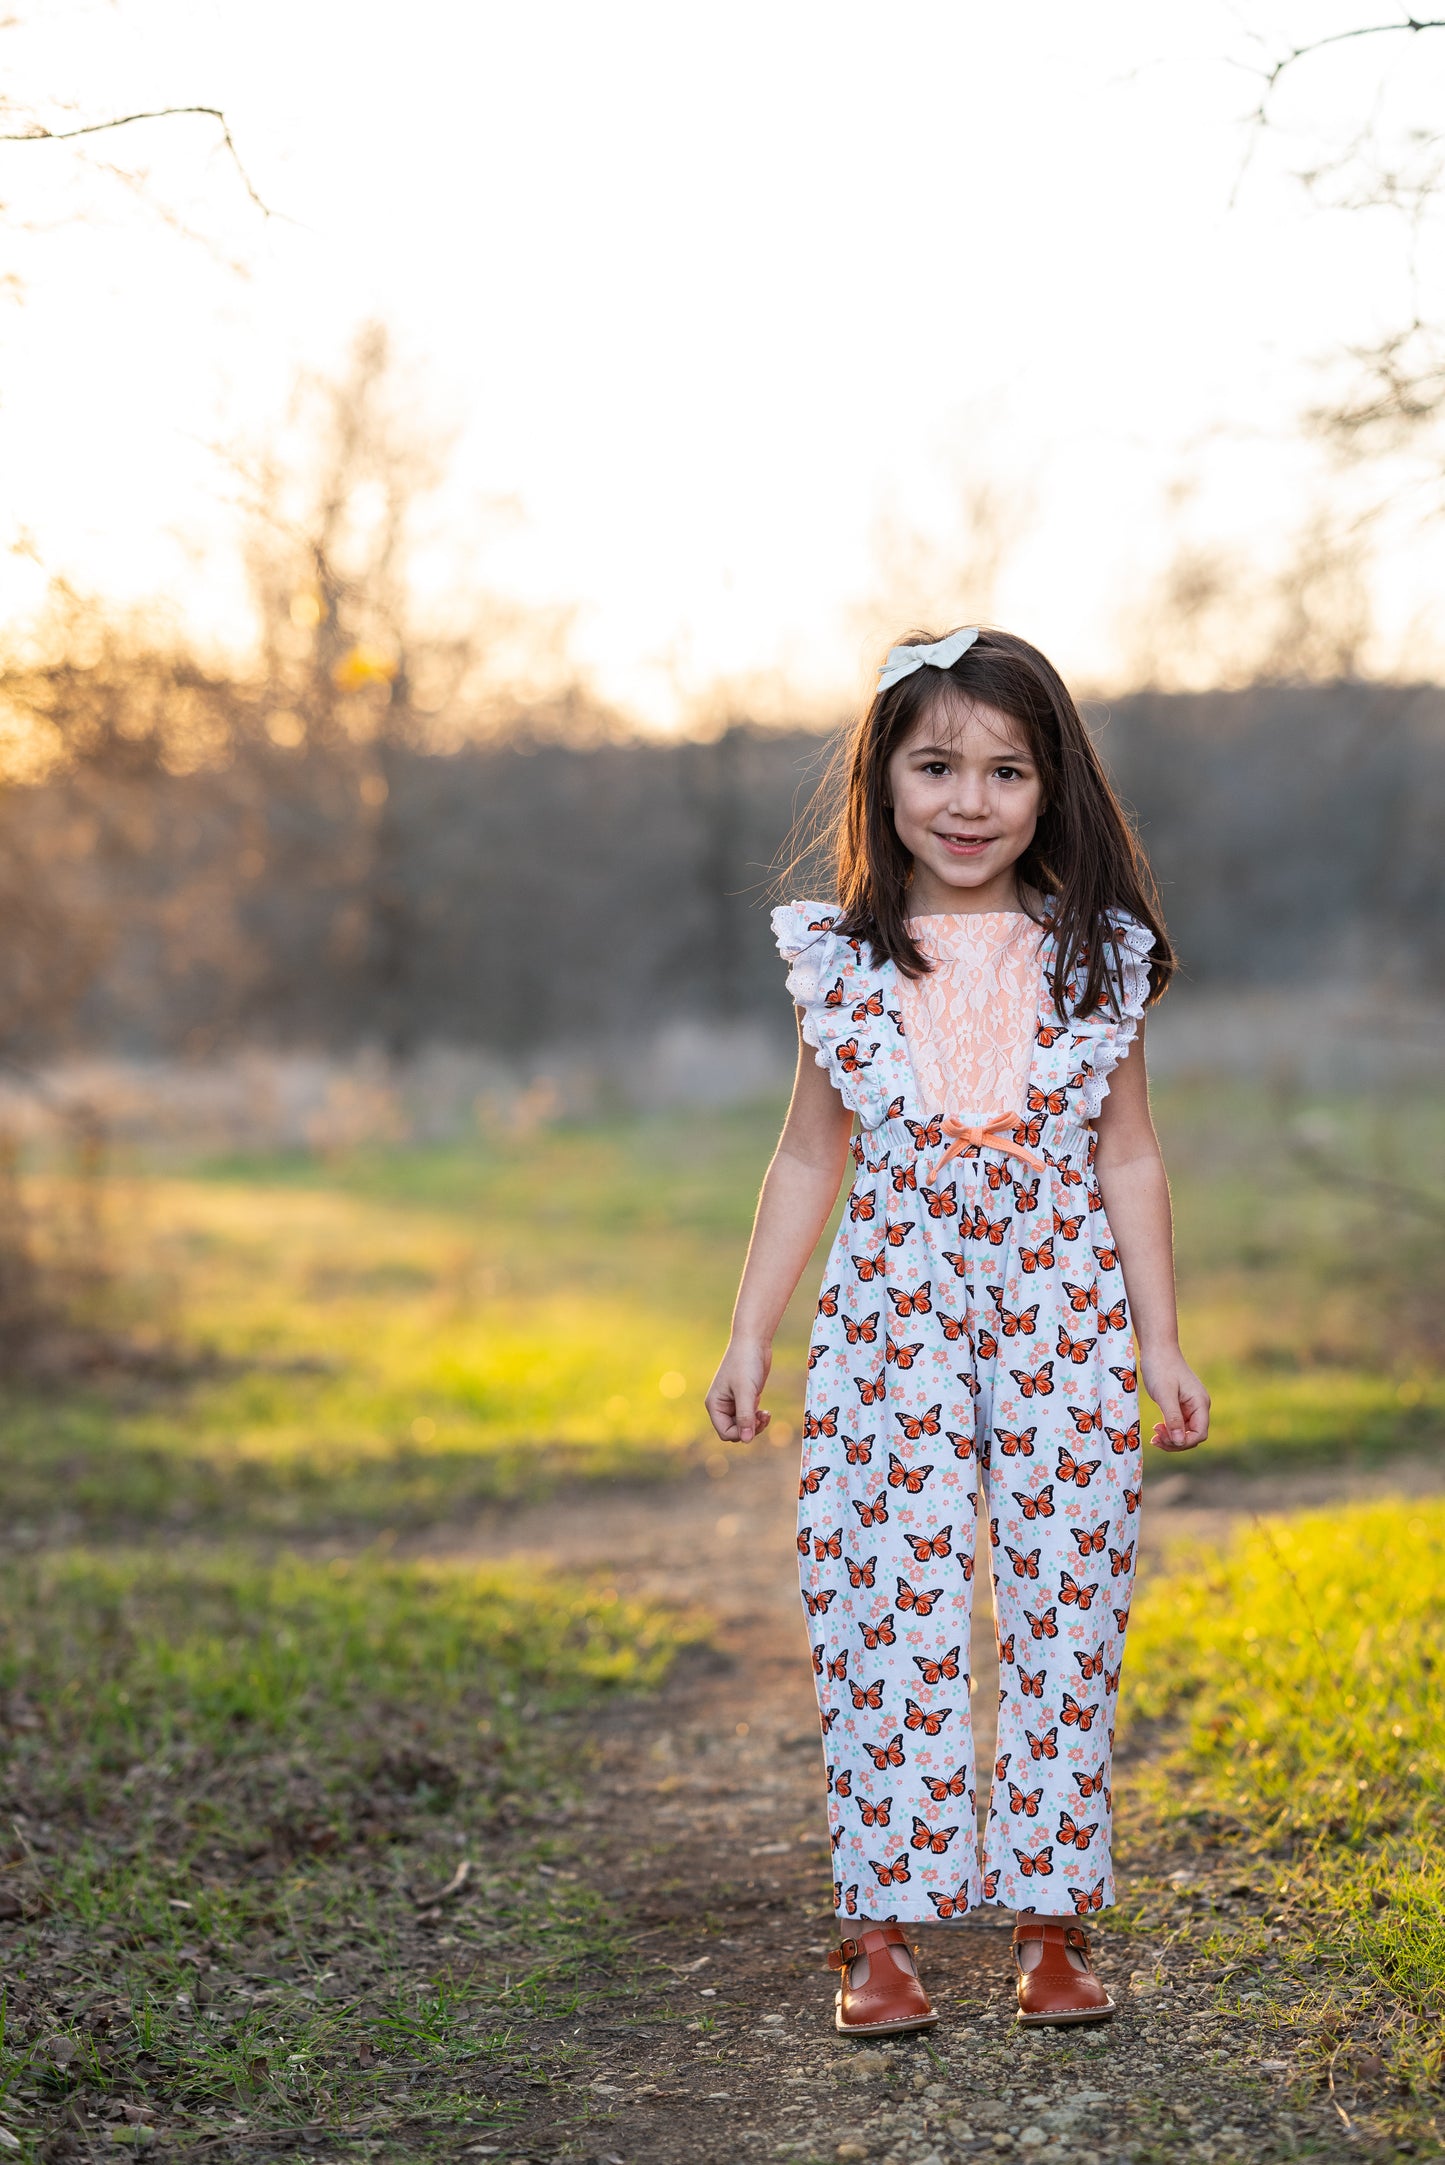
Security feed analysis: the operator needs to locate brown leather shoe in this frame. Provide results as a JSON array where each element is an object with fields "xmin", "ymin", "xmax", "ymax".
[
  {"xmin": 1012, "ymin": 1921, "xmax": 1115, "ymax": 2026},
  {"xmin": 828, "ymin": 1925, "xmax": 938, "ymax": 2036}
]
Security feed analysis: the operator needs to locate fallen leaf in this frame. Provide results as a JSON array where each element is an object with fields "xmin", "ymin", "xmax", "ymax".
[
  {"xmin": 0, "ymin": 2129, "xmax": 20, "ymax": 2152},
  {"xmin": 42, "ymin": 2033, "xmax": 77, "ymax": 2066}
]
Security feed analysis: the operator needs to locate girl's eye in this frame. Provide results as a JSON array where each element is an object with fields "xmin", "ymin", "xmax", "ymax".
[
  {"xmin": 921, "ymin": 761, "xmax": 951, "ymax": 777},
  {"xmin": 995, "ymin": 765, "xmax": 1025, "ymax": 780}
]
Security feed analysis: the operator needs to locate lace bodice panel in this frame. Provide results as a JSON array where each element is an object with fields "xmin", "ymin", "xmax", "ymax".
[{"xmin": 893, "ymin": 911, "xmax": 1044, "ymax": 1118}]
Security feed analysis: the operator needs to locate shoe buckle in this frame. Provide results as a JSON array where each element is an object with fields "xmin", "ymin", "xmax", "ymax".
[{"xmin": 827, "ymin": 1937, "xmax": 860, "ymax": 1970}]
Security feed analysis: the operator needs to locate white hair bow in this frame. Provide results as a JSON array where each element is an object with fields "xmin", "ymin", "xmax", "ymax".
[{"xmin": 876, "ymin": 625, "xmax": 980, "ymax": 695}]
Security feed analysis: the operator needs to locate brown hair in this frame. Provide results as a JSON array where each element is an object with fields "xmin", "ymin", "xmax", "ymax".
[{"xmin": 825, "ymin": 626, "xmax": 1175, "ymax": 1017}]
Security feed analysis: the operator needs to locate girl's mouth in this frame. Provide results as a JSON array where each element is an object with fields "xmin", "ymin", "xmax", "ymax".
[{"xmin": 937, "ymin": 833, "xmax": 994, "ymax": 857}]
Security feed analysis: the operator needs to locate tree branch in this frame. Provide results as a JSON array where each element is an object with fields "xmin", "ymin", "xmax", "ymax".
[
  {"xmin": 1255, "ymin": 16, "xmax": 1445, "ymax": 112},
  {"xmin": 0, "ymin": 105, "xmax": 272, "ymax": 216}
]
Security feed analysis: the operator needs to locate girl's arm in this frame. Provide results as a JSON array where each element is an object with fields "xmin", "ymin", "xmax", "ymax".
[
  {"xmin": 1092, "ymin": 1020, "xmax": 1210, "ymax": 1452},
  {"xmin": 706, "ymin": 1012, "xmax": 855, "ymax": 1444}
]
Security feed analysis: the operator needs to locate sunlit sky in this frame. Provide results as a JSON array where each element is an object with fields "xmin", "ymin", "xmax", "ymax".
[{"xmin": 3, "ymin": 1, "xmax": 1444, "ymax": 726}]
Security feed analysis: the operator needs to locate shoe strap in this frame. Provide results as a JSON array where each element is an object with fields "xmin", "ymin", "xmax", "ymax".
[
  {"xmin": 826, "ymin": 1923, "xmax": 911, "ymax": 1971},
  {"xmin": 1012, "ymin": 1921, "xmax": 1092, "ymax": 1959}
]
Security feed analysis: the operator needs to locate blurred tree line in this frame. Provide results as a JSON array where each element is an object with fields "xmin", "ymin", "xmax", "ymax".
[{"xmin": 1, "ymin": 324, "xmax": 1443, "ymax": 1078}]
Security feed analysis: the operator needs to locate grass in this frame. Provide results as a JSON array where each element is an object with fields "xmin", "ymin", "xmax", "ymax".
[
  {"xmin": 1123, "ymin": 1498, "xmax": 1445, "ymax": 2136},
  {"xmin": 0, "ymin": 1081, "xmax": 1440, "ymax": 1541},
  {"xmin": 0, "ymin": 1547, "xmax": 706, "ymax": 2154}
]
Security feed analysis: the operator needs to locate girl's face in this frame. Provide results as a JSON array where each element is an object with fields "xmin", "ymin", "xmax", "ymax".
[{"xmin": 885, "ymin": 697, "xmax": 1044, "ymax": 915}]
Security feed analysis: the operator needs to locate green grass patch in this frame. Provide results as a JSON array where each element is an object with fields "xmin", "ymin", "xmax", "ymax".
[
  {"xmin": 0, "ymin": 1546, "xmax": 704, "ymax": 2152},
  {"xmin": 1125, "ymin": 1499, "xmax": 1445, "ymax": 2123},
  {"xmin": 0, "ymin": 1083, "xmax": 1439, "ymax": 1538}
]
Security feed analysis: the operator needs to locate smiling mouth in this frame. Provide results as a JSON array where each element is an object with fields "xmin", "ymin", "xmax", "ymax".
[{"xmin": 937, "ymin": 832, "xmax": 994, "ymax": 853}]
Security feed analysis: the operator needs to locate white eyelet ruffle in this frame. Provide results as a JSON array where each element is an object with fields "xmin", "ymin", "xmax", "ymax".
[{"xmin": 1061, "ymin": 911, "xmax": 1155, "ymax": 1120}]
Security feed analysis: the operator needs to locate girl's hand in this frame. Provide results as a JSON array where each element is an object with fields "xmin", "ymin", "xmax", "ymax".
[
  {"xmin": 1141, "ymin": 1347, "xmax": 1210, "ymax": 1452},
  {"xmin": 706, "ymin": 1338, "xmax": 773, "ymax": 1444}
]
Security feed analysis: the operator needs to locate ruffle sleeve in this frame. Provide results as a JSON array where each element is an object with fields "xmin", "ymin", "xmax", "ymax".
[
  {"xmin": 1065, "ymin": 910, "xmax": 1155, "ymax": 1121},
  {"xmin": 770, "ymin": 900, "xmax": 915, "ymax": 1126},
  {"xmin": 770, "ymin": 900, "xmax": 846, "ymax": 1071}
]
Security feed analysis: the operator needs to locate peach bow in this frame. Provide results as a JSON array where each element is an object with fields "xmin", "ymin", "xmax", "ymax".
[{"xmin": 931, "ymin": 1110, "xmax": 1046, "ymax": 1181}]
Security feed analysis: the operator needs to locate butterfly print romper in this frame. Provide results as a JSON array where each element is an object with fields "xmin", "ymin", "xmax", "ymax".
[{"xmin": 774, "ymin": 902, "xmax": 1153, "ymax": 1923}]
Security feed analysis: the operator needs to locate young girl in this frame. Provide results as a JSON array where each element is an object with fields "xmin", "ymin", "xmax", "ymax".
[{"xmin": 706, "ymin": 626, "xmax": 1209, "ymax": 2037}]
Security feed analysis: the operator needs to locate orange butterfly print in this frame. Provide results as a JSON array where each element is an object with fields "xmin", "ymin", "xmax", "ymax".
[
  {"xmin": 859, "ymin": 1612, "xmax": 895, "ymax": 1649},
  {"xmin": 858, "ymin": 1795, "xmax": 892, "ymax": 1827},
  {"xmin": 811, "ymin": 1643, "xmax": 824, "ymax": 1675},
  {"xmin": 851, "ymin": 1496, "xmax": 889, "ymax": 1528},
  {"xmin": 883, "ymin": 1221, "xmax": 915, "ymax": 1247},
  {"xmin": 924, "ymin": 1765, "xmax": 969, "ymax": 1801},
  {"xmin": 1013, "ymin": 1177, "xmax": 1040, "ymax": 1211},
  {"xmin": 946, "ymin": 1429, "xmax": 975, "ymax": 1461},
  {"xmin": 993, "ymin": 1299, "xmax": 1040, "ymax": 1338},
  {"xmin": 904, "ymin": 1697, "xmax": 952, "ymax": 1735},
  {"xmin": 995, "ymin": 1751, "xmax": 1012, "ymax": 1780},
  {"xmin": 821, "ymin": 1707, "xmax": 839, "ymax": 1732},
  {"xmin": 1056, "ymin": 1449, "xmax": 1100, "ymax": 1488},
  {"xmin": 852, "ymin": 989, "xmax": 884, "ymax": 1021},
  {"xmin": 844, "ymin": 1310, "xmax": 880, "ymax": 1344},
  {"xmin": 848, "ymin": 1189, "xmax": 876, "ymax": 1223},
  {"xmin": 818, "ymin": 1283, "xmax": 841, "ymax": 1317},
  {"xmin": 883, "ymin": 1094, "xmax": 906, "ymax": 1120},
  {"xmin": 996, "ymin": 1427, "xmax": 1037, "ymax": 1458},
  {"xmin": 1112, "ymin": 1604, "xmax": 1130, "ymax": 1632},
  {"xmin": 985, "ymin": 1161, "xmax": 1008, "ymax": 1192},
  {"xmin": 895, "ymin": 1404, "xmax": 942, "ymax": 1440},
  {"xmin": 1073, "ymin": 1764, "xmax": 1106, "ymax": 1799},
  {"xmin": 1107, "ymin": 1421, "xmax": 1140, "ymax": 1455},
  {"xmin": 1053, "ymin": 1208, "xmax": 1083, "ymax": 1241},
  {"xmin": 1087, "ymin": 1184, "xmax": 1106, "ymax": 1212},
  {"xmin": 1109, "ymin": 1363, "xmax": 1138, "ymax": 1392},
  {"xmin": 855, "ymin": 1375, "xmax": 887, "ymax": 1405},
  {"xmin": 1026, "ymin": 1086, "xmax": 1066, "ymax": 1118},
  {"xmin": 807, "ymin": 1342, "xmax": 827, "ymax": 1370},
  {"xmin": 870, "ymin": 1855, "xmax": 911, "ymax": 1886},
  {"xmin": 906, "ymin": 1527, "xmax": 953, "ymax": 1562},
  {"xmin": 910, "ymin": 1815, "xmax": 958, "ymax": 1853},
  {"xmin": 1069, "ymin": 1404, "xmax": 1103, "ymax": 1433},
  {"xmin": 1014, "ymin": 1846, "xmax": 1055, "ymax": 1877},
  {"xmin": 1035, "ymin": 1021, "xmax": 1065, "ymax": 1046},
  {"xmin": 940, "ymin": 1249, "xmax": 970, "ymax": 1279},
  {"xmin": 845, "ymin": 1552, "xmax": 877, "ymax": 1588},
  {"xmin": 1014, "ymin": 1483, "xmax": 1055, "ymax": 1521},
  {"xmin": 1024, "ymin": 1604, "xmax": 1059, "ymax": 1640},
  {"xmin": 975, "ymin": 1327, "xmax": 1000, "ymax": 1359},
  {"xmin": 851, "ymin": 1677, "xmax": 885, "ymax": 1709},
  {"xmin": 836, "ymin": 1038, "xmax": 876, "ymax": 1073},
  {"xmin": 1106, "ymin": 1666, "xmax": 1121, "ymax": 1694},
  {"xmin": 867, "ymin": 1733, "xmax": 906, "ymax": 1769},
  {"xmin": 922, "ymin": 1182, "xmax": 958, "ymax": 1219},
  {"xmin": 803, "ymin": 1588, "xmax": 837, "ymax": 1616},
  {"xmin": 1092, "ymin": 1243, "xmax": 1119, "ymax": 1272},
  {"xmin": 1011, "ymin": 1362, "xmax": 1056, "ymax": 1399},
  {"xmin": 1019, "ymin": 1239, "xmax": 1056, "ymax": 1274},
  {"xmin": 1109, "ymin": 1542, "xmax": 1135, "ymax": 1577},
  {"xmin": 1018, "ymin": 1667, "xmax": 1046, "ymax": 1699},
  {"xmin": 824, "ymin": 976, "xmax": 846, "ymax": 1008},
  {"xmin": 828, "ymin": 1763, "xmax": 852, "ymax": 1797},
  {"xmin": 1026, "ymin": 1725, "xmax": 1059, "ymax": 1761},
  {"xmin": 1061, "ymin": 1693, "xmax": 1097, "ymax": 1731},
  {"xmin": 1074, "ymin": 1644, "xmax": 1104, "ymax": 1680},
  {"xmin": 813, "ymin": 1527, "xmax": 842, "ymax": 1560},
  {"xmin": 889, "ymin": 1280, "xmax": 932, "ymax": 1318},
  {"xmin": 1069, "ymin": 1880, "xmax": 1106, "ymax": 1914},
  {"xmin": 982, "ymin": 1870, "xmax": 999, "ymax": 1901},
  {"xmin": 1124, "ymin": 1485, "xmax": 1141, "ymax": 1514},
  {"xmin": 1063, "ymin": 1280, "xmax": 1098, "ymax": 1314},
  {"xmin": 997, "ymin": 1633, "xmax": 1015, "ymax": 1665},
  {"xmin": 928, "ymin": 1890, "xmax": 969, "ymax": 1918},
  {"xmin": 975, "ymin": 1214, "xmax": 1008, "ymax": 1247},
  {"xmin": 844, "ymin": 1432, "xmax": 875, "ymax": 1466},
  {"xmin": 1054, "ymin": 1157, "xmax": 1084, "ymax": 1188},
  {"xmin": 938, "ymin": 1311, "xmax": 969, "ymax": 1341},
  {"xmin": 1009, "ymin": 1781, "xmax": 1044, "ymax": 1817},
  {"xmin": 913, "ymin": 1644, "xmax": 961, "ymax": 1684},
  {"xmin": 1057, "ymin": 1327, "xmax": 1092, "ymax": 1364},
  {"xmin": 1058, "ymin": 1813, "xmax": 1098, "ymax": 1851},
  {"xmin": 852, "ymin": 1250, "xmax": 888, "ymax": 1282},
  {"xmin": 804, "ymin": 1406, "xmax": 839, "ymax": 1440},
  {"xmin": 1072, "ymin": 1522, "xmax": 1108, "ymax": 1557},
  {"xmin": 1004, "ymin": 1544, "xmax": 1042, "ymax": 1580},
  {"xmin": 1097, "ymin": 1299, "xmax": 1128, "ymax": 1332},
  {"xmin": 841, "ymin": 1881, "xmax": 859, "ymax": 1913},
  {"xmin": 1058, "ymin": 1571, "xmax": 1097, "ymax": 1610},
  {"xmin": 896, "ymin": 1577, "xmax": 942, "ymax": 1616},
  {"xmin": 905, "ymin": 1115, "xmax": 944, "ymax": 1150},
  {"xmin": 891, "ymin": 1162, "xmax": 918, "ymax": 1193},
  {"xmin": 887, "ymin": 1451, "xmax": 934, "ymax": 1492},
  {"xmin": 886, "ymin": 1337, "xmax": 923, "ymax": 1369},
  {"xmin": 797, "ymin": 1526, "xmax": 811, "ymax": 1557},
  {"xmin": 826, "ymin": 1650, "xmax": 849, "ymax": 1680},
  {"xmin": 799, "ymin": 1462, "xmax": 829, "ymax": 1495}
]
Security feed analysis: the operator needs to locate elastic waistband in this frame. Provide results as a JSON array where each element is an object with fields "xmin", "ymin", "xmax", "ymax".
[{"xmin": 864, "ymin": 1111, "xmax": 1094, "ymax": 1172}]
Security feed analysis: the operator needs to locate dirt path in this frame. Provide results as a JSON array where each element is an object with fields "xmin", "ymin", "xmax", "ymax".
[{"xmin": 421, "ymin": 1452, "xmax": 1445, "ymax": 2164}]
